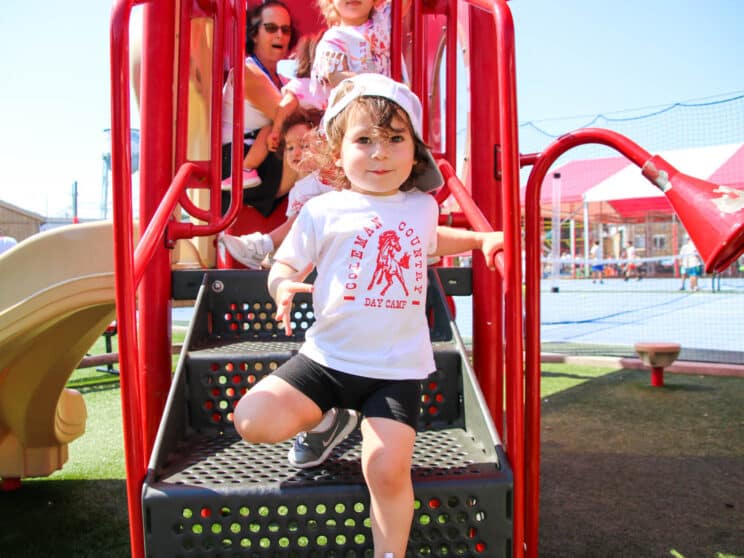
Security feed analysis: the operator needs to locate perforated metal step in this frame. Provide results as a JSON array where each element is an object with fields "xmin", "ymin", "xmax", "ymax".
[{"xmin": 143, "ymin": 271, "xmax": 512, "ymax": 557}]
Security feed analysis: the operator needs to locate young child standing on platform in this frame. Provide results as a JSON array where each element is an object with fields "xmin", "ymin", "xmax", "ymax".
[
  {"xmin": 233, "ymin": 74, "xmax": 503, "ymax": 558},
  {"xmin": 310, "ymin": 0, "xmax": 404, "ymax": 102}
]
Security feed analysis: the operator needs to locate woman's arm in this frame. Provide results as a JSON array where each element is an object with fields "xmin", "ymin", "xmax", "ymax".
[
  {"xmin": 242, "ymin": 126, "xmax": 271, "ymax": 169},
  {"xmin": 267, "ymin": 91, "xmax": 299, "ymax": 151},
  {"xmin": 243, "ymin": 61, "xmax": 283, "ymax": 118},
  {"xmin": 433, "ymin": 226, "xmax": 504, "ymax": 270}
]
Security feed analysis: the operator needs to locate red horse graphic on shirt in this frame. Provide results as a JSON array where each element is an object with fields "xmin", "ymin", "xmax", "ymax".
[{"xmin": 368, "ymin": 230, "xmax": 410, "ymax": 296}]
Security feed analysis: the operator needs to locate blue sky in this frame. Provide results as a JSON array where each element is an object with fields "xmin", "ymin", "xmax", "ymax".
[{"xmin": 0, "ymin": 0, "xmax": 742, "ymax": 218}]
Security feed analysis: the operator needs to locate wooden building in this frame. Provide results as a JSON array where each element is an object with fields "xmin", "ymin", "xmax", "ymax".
[{"xmin": 0, "ymin": 200, "xmax": 45, "ymax": 242}]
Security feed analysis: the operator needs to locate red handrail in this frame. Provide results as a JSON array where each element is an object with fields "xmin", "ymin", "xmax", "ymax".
[
  {"xmin": 171, "ymin": 0, "xmax": 245, "ymax": 241},
  {"xmin": 523, "ymin": 128, "xmax": 652, "ymax": 558},
  {"xmin": 438, "ymin": 160, "xmax": 506, "ymax": 276},
  {"xmin": 110, "ymin": 2, "xmax": 247, "ymax": 557},
  {"xmin": 427, "ymin": 0, "xmax": 525, "ymax": 554},
  {"xmin": 451, "ymin": 1, "xmax": 525, "ymax": 555},
  {"xmin": 109, "ymin": 3, "xmax": 146, "ymax": 557}
]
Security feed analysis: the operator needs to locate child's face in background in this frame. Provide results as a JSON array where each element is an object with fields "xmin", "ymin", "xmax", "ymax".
[
  {"xmin": 332, "ymin": 0, "xmax": 375, "ymax": 26},
  {"xmin": 284, "ymin": 123, "xmax": 313, "ymax": 174},
  {"xmin": 339, "ymin": 108, "xmax": 415, "ymax": 197}
]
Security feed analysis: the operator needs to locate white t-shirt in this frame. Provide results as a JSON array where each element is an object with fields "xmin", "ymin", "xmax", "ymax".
[
  {"xmin": 310, "ymin": 0, "xmax": 391, "ymax": 100},
  {"xmin": 286, "ymin": 172, "xmax": 334, "ymax": 217},
  {"xmin": 221, "ymin": 57, "xmax": 283, "ymax": 145},
  {"xmin": 274, "ymin": 188, "xmax": 439, "ymax": 380},
  {"xmin": 282, "ymin": 77, "xmax": 327, "ymax": 112},
  {"xmin": 680, "ymin": 241, "xmax": 702, "ymax": 269}
]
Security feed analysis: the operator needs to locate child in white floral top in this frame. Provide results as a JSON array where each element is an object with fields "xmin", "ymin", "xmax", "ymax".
[{"xmin": 310, "ymin": 0, "xmax": 398, "ymax": 102}]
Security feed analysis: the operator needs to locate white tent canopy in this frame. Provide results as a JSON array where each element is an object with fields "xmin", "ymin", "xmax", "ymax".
[{"xmin": 582, "ymin": 143, "xmax": 743, "ymax": 202}]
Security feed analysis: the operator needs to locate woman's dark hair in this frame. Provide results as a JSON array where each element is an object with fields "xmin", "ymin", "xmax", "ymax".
[{"xmin": 246, "ymin": 0, "xmax": 299, "ymax": 55}]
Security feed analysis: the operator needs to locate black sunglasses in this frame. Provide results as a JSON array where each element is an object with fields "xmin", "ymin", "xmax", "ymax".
[{"xmin": 262, "ymin": 22, "xmax": 291, "ymax": 35}]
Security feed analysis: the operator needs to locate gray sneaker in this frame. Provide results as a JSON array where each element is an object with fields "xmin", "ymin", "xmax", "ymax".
[{"xmin": 288, "ymin": 409, "xmax": 359, "ymax": 468}]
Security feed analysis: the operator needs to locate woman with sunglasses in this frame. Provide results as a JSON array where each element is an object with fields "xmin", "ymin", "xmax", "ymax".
[{"xmin": 221, "ymin": 0, "xmax": 300, "ymax": 217}]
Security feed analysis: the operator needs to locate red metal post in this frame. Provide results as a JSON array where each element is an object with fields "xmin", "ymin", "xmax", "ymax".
[
  {"xmin": 524, "ymin": 128, "xmax": 652, "ymax": 558},
  {"xmin": 446, "ymin": 1, "xmax": 457, "ymax": 167},
  {"xmin": 464, "ymin": 1, "xmax": 525, "ymax": 555},
  {"xmin": 109, "ymin": 1, "xmax": 147, "ymax": 556},
  {"xmin": 137, "ymin": 0, "xmax": 177, "ymax": 459},
  {"xmin": 651, "ymin": 367, "xmax": 664, "ymax": 387},
  {"xmin": 466, "ymin": 0, "xmax": 504, "ymax": 438}
]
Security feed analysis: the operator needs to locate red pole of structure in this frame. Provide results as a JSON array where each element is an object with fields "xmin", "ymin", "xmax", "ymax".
[
  {"xmin": 651, "ymin": 367, "xmax": 664, "ymax": 387},
  {"xmin": 463, "ymin": 0, "xmax": 524, "ymax": 555},
  {"xmin": 524, "ymin": 128, "xmax": 652, "ymax": 558},
  {"xmin": 109, "ymin": 1, "xmax": 147, "ymax": 556},
  {"xmin": 137, "ymin": 0, "xmax": 176, "ymax": 460}
]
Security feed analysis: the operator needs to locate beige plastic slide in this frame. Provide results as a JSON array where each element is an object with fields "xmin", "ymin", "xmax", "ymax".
[
  {"xmin": 0, "ymin": 219, "xmax": 210, "ymax": 483},
  {"xmin": 0, "ymin": 221, "xmax": 117, "ymax": 481}
]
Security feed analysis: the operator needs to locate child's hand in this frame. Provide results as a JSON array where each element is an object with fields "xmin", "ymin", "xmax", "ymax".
[
  {"xmin": 274, "ymin": 279, "xmax": 314, "ymax": 335},
  {"xmin": 267, "ymin": 129, "xmax": 281, "ymax": 152},
  {"xmin": 480, "ymin": 232, "xmax": 504, "ymax": 271}
]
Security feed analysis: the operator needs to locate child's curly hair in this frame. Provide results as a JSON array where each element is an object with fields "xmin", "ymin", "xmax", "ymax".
[
  {"xmin": 320, "ymin": 83, "xmax": 431, "ymax": 192},
  {"xmin": 275, "ymin": 107, "xmax": 324, "ymax": 160}
]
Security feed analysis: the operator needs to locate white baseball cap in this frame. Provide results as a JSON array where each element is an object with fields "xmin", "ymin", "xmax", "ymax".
[{"xmin": 323, "ymin": 73, "xmax": 444, "ymax": 192}]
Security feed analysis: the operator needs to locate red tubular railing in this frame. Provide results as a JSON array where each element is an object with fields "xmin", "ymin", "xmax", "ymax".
[
  {"xmin": 109, "ymin": 3, "xmax": 146, "ymax": 557},
  {"xmin": 523, "ymin": 128, "xmax": 652, "ymax": 558},
  {"xmin": 454, "ymin": 1, "xmax": 525, "ymax": 555},
  {"xmin": 170, "ymin": 0, "xmax": 245, "ymax": 242},
  {"xmin": 426, "ymin": 0, "xmax": 525, "ymax": 554},
  {"xmin": 390, "ymin": 0, "xmax": 402, "ymax": 81},
  {"xmin": 444, "ymin": 0, "xmax": 458, "ymax": 168},
  {"xmin": 110, "ymin": 2, "xmax": 247, "ymax": 556},
  {"xmin": 438, "ymin": 160, "xmax": 506, "ymax": 276}
]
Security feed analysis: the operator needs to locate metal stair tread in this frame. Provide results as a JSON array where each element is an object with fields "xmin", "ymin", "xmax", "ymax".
[
  {"xmin": 150, "ymin": 427, "xmax": 502, "ymax": 492},
  {"xmin": 187, "ymin": 339, "xmax": 460, "ymax": 358}
]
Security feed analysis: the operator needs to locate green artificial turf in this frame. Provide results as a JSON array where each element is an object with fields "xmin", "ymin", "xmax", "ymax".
[{"xmin": 2, "ymin": 344, "xmax": 743, "ymax": 557}]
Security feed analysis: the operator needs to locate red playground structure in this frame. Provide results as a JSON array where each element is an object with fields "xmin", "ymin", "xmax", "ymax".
[{"xmin": 106, "ymin": 1, "xmax": 744, "ymax": 557}]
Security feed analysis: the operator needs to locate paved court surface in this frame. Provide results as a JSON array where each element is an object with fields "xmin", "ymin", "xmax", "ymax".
[
  {"xmin": 172, "ymin": 277, "xmax": 744, "ymax": 364},
  {"xmin": 453, "ymin": 277, "xmax": 744, "ymax": 363}
]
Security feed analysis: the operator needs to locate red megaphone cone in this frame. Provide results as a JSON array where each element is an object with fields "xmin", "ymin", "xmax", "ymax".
[{"xmin": 642, "ymin": 155, "xmax": 744, "ymax": 273}]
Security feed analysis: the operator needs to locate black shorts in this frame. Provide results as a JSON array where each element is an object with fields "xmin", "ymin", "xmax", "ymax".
[
  {"xmin": 221, "ymin": 142, "xmax": 284, "ymax": 217},
  {"xmin": 273, "ymin": 353, "xmax": 422, "ymax": 430}
]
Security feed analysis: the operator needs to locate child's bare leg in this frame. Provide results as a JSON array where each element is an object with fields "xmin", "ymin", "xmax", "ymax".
[
  {"xmin": 234, "ymin": 375, "xmax": 322, "ymax": 443},
  {"xmin": 360, "ymin": 417, "xmax": 416, "ymax": 558}
]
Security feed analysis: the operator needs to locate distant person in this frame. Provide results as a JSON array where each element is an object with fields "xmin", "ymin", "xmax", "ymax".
[
  {"xmin": 711, "ymin": 272, "xmax": 721, "ymax": 292},
  {"xmin": 590, "ymin": 240, "xmax": 603, "ymax": 284},
  {"xmin": 623, "ymin": 240, "xmax": 641, "ymax": 281},
  {"xmin": 0, "ymin": 234, "xmax": 18, "ymax": 255},
  {"xmin": 679, "ymin": 236, "xmax": 703, "ymax": 291}
]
